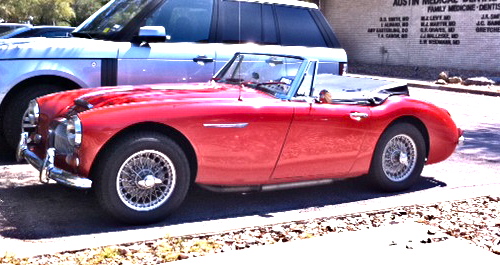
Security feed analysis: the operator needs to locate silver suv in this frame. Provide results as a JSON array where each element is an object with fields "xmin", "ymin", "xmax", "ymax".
[
  {"xmin": 0, "ymin": 23, "xmax": 31, "ymax": 34},
  {"xmin": 0, "ymin": 0, "xmax": 347, "ymax": 150}
]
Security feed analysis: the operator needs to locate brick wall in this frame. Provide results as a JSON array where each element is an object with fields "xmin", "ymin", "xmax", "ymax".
[{"xmin": 321, "ymin": 0, "xmax": 500, "ymax": 72}]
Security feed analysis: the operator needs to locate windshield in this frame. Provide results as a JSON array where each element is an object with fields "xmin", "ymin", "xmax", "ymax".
[
  {"xmin": 73, "ymin": 0, "xmax": 154, "ymax": 39},
  {"xmin": 215, "ymin": 54, "xmax": 305, "ymax": 97}
]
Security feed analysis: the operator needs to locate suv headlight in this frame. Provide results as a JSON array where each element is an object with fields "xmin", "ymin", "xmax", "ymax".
[{"xmin": 66, "ymin": 115, "xmax": 82, "ymax": 147}]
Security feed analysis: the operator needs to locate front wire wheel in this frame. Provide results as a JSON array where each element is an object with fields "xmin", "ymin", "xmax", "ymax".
[
  {"xmin": 117, "ymin": 150, "xmax": 177, "ymax": 212},
  {"xmin": 369, "ymin": 123, "xmax": 426, "ymax": 192},
  {"xmin": 94, "ymin": 132, "xmax": 190, "ymax": 224}
]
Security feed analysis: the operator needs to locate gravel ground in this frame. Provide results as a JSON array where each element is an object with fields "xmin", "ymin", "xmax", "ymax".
[{"xmin": 2, "ymin": 195, "xmax": 499, "ymax": 264}]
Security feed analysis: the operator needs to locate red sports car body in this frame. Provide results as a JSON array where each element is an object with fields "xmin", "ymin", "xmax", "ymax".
[{"xmin": 18, "ymin": 53, "xmax": 462, "ymax": 224}]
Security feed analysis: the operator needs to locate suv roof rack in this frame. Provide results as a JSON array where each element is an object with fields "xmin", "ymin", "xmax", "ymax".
[{"xmin": 232, "ymin": 0, "xmax": 318, "ymax": 9}]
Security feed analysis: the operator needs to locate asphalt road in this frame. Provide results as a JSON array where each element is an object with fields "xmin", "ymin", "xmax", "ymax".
[{"xmin": 0, "ymin": 87, "xmax": 499, "ymax": 250}]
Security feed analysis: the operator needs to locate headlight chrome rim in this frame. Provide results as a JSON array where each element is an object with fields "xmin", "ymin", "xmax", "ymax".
[
  {"xmin": 66, "ymin": 115, "xmax": 82, "ymax": 147},
  {"xmin": 22, "ymin": 100, "xmax": 40, "ymax": 134}
]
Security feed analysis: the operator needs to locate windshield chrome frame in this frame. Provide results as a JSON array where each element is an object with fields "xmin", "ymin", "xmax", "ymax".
[
  {"xmin": 286, "ymin": 59, "xmax": 318, "ymax": 100},
  {"xmin": 214, "ymin": 52, "xmax": 311, "ymax": 100}
]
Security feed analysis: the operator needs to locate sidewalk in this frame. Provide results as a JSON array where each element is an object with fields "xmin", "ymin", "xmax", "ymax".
[
  {"xmin": 348, "ymin": 74, "xmax": 500, "ymax": 97},
  {"xmin": 177, "ymin": 222, "xmax": 499, "ymax": 264}
]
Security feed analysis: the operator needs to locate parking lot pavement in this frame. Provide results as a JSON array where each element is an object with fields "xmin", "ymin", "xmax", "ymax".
[{"xmin": 1, "ymin": 74, "xmax": 499, "ymax": 261}]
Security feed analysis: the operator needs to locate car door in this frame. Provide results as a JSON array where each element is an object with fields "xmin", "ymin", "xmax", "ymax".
[
  {"xmin": 271, "ymin": 99, "xmax": 372, "ymax": 180},
  {"xmin": 117, "ymin": 0, "xmax": 217, "ymax": 85},
  {"xmin": 188, "ymin": 97, "xmax": 295, "ymax": 186},
  {"xmin": 117, "ymin": 42, "xmax": 215, "ymax": 84}
]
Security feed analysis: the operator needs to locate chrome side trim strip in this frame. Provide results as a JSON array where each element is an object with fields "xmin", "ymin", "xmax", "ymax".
[
  {"xmin": 203, "ymin": 123, "xmax": 249, "ymax": 128},
  {"xmin": 261, "ymin": 179, "xmax": 336, "ymax": 192},
  {"xmin": 198, "ymin": 179, "xmax": 342, "ymax": 193}
]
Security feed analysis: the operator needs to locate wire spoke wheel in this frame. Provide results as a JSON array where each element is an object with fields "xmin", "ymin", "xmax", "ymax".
[
  {"xmin": 369, "ymin": 123, "xmax": 425, "ymax": 192},
  {"xmin": 117, "ymin": 150, "xmax": 176, "ymax": 211},
  {"xmin": 382, "ymin": 134, "xmax": 417, "ymax": 182},
  {"xmin": 95, "ymin": 132, "xmax": 190, "ymax": 224}
]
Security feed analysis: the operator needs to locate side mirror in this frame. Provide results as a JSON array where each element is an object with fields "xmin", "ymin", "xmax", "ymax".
[{"xmin": 132, "ymin": 26, "xmax": 167, "ymax": 44}]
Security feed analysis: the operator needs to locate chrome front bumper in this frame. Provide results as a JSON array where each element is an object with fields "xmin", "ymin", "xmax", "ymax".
[{"xmin": 17, "ymin": 132, "xmax": 92, "ymax": 189}]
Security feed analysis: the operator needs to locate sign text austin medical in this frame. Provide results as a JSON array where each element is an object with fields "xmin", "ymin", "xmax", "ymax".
[{"xmin": 367, "ymin": 0, "xmax": 500, "ymax": 45}]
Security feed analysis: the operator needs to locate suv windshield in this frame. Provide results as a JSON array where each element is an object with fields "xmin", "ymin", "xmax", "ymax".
[
  {"xmin": 215, "ymin": 54, "xmax": 305, "ymax": 97},
  {"xmin": 73, "ymin": 0, "xmax": 154, "ymax": 40}
]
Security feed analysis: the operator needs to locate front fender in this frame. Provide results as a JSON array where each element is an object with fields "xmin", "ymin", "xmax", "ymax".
[{"xmin": 76, "ymin": 102, "xmax": 197, "ymax": 178}]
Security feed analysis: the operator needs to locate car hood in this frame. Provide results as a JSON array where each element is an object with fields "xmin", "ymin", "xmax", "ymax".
[
  {"xmin": 0, "ymin": 37, "xmax": 127, "ymax": 59},
  {"xmin": 64, "ymin": 82, "xmax": 270, "ymax": 114}
]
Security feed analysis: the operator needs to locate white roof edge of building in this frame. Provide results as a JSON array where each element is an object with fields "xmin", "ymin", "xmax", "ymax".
[{"xmin": 233, "ymin": 0, "xmax": 318, "ymax": 9}]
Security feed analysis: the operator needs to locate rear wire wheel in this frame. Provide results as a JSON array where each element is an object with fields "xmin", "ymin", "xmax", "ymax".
[
  {"xmin": 94, "ymin": 132, "xmax": 190, "ymax": 224},
  {"xmin": 369, "ymin": 123, "xmax": 426, "ymax": 192}
]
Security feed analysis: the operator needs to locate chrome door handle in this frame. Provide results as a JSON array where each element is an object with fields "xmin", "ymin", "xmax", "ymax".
[
  {"xmin": 193, "ymin": 55, "xmax": 214, "ymax": 65},
  {"xmin": 350, "ymin": 112, "xmax": 369, "ymax": 121}
]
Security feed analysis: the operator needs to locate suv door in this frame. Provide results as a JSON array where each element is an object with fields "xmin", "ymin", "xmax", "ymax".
[
  {"xmin": 214, "ymin": 1, "xmax": 343, "ymax": 75},
  {"xmin": 213, "ymin": 1, "xmax": 278, "ymax": 70},
  {"xmin": 117, "ymin": 0, "xmax": 216, "ymax": 85}
]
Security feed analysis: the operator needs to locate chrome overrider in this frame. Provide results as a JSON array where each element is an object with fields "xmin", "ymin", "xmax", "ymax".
[{"xmin": 16, "ymin": 132, "xmax": 92, "ymax": 189}]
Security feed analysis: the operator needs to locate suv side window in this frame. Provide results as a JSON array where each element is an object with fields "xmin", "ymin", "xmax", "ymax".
[
  {"xmin": 219, "ymin": 1, "xmax": 278, "ymax": 45},
  {"xmin": 145, "ymin": 0, "xmax": 213, "ymax": 42},
  {"xmin": 40, "ymin": 30, "xmax": 72, "ymax": 38},
  {"xmin": 275, "ymin": 6, "xmax": 327, "ymax": 47},
  {"xmin": 262, "ymin": 4, "xmax": 278, "ymax": 44}
]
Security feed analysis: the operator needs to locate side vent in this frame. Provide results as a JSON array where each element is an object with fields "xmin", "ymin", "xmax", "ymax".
[
  {"xmin": 101, "ymin": 59, "xmax": 118, "ymax": 86},
  {"xmin": 339, "ymin": 62, "xmax": 348, "ymax": 76}
]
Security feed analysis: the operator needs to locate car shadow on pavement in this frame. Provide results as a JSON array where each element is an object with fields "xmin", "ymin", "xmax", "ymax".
[
  {"xmin": 457, "ymin": 123, "xmax": 500, "ymax": 162},
  {"xmin": 0, "ymin": 173, "xmax": 445, "ymax": 241},
  {"xmin": 0, "ymin": 140, "xmax": 16, "ymax": 166}
]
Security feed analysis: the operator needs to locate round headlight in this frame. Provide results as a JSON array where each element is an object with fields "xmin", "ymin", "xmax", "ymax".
[
  {"xmin": 67, "ymin": 115, "xmax": 82, "ymax": 147},
  {"xmin": 22, "ymin": 100, "xmax": 40, "ymax": 133}
]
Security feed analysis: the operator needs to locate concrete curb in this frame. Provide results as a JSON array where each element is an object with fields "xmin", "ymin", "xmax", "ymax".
[{"xmin": 410, "ymin": 82, "xmax": 500, "ymax": 97}]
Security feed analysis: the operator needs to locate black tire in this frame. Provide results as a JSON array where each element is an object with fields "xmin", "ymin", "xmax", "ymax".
[
  {"xmin": 94, "ymin": 132, "xmax": 190, "ymax": 224},
  {"xmin": 2, "ymin": 84, "xmax": 62, "ymax": 150},
  {"xmin": 369, "ymin": 123, "xmax": 426, "ymax": 192}
]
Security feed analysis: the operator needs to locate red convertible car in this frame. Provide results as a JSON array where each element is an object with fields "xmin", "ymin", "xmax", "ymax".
[{"xmin": 17, "ymin": 53, "xmax": 462, "ymax": 224}]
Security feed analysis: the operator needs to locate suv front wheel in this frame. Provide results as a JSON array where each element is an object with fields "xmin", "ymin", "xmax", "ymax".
[{"xmin": 2, "ymin": 84, "xmax": 62, "ymax": 150}]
